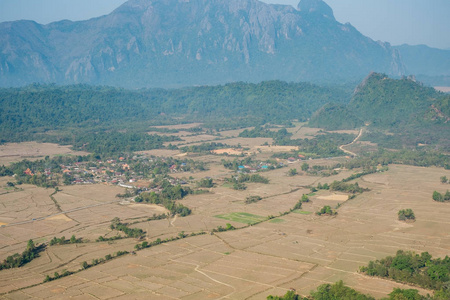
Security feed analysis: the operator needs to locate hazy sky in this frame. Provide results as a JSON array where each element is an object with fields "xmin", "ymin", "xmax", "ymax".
[{"xmin": 1, "ymin": 0, "xmax": 449, "ymax": 49}]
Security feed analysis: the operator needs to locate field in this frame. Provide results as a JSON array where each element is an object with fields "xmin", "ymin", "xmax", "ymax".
[
  {"xmin": 0, "ymin": 131, "xmax": 449, "ymax": 299},
  {"xmin": 215, "ymin": 213, "xmax": 267, "ymax": 224},
  {"xmin": 434, "ymin": 86, "xmax": 450, "ymax": 93},
  {"xmin": 0, "ymin": 142, "xmax": 88, "ymax": 165}
]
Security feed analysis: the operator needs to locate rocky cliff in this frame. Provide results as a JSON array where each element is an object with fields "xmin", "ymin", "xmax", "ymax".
[{"xmin": 0, "ymin": 0, "xmax": 405, "ymax": 88}]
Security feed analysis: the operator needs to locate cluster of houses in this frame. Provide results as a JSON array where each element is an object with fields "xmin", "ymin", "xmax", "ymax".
[
  {"xmin": 237, "ymin": 162, "xmax": 283, "ymax": 173},
  {"xmin": 60, "ymin": 159, "xmax": 139, "ymax": 185},
  {"xmin": 33, "ymin": 156, "xmax": 195, "ymax": 188}
]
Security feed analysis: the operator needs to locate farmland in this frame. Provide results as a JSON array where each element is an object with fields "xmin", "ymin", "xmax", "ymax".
[{"xmin": 0, "ymin": 123, "xmax": 449, "ymax": 299}]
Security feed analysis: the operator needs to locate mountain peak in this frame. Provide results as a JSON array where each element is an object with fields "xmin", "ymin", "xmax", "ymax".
[{"xmin": 297, "ymin": 0, "xmax": 335, "ymax": 20}]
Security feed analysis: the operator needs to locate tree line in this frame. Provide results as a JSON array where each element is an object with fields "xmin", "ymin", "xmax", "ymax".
[
  {"xmin": 268, "ymin": 280, "xmax": 449, "ymax": 299},
  {"xmin": 360, "ymin": 250, "xmax": 450, "ymax": 292},
  {"xmin": 0, "ymin": 240, "xmax": 42, "ymax": 270}
]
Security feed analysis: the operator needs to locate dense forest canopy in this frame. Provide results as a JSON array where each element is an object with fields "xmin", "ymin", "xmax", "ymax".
[
  {"xmin": 0, "ymin": 81, "xmax": 350, "ymax": 143},
  {"xmin": 308, "ymin": 73, "xmax": 450, "ymax": 148}
]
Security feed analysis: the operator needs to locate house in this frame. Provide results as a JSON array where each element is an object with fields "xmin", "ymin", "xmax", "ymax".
[{"xmin": 24, "ymin": 168, "xmax": 34, "ymax": 176}]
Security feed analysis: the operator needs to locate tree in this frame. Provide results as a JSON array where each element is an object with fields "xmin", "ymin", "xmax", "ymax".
[
  {"xmin": 432, "ymin": 191, "xmax": 444, "ymax": 202},
  {"xmin": 70, "ymin": 235, "xmax": 76, "ymax": 243},
  {"xmin": 197, "ymin": 178, "xmax": 214, "ymax": 188},
  {"xmin": 398, "ymin": 209, "xmax": 415, "ymax": 221},
  {"xmin": 225, "ymin": 223, "xmax": 235, "ymax": 230},
  {"xmin": 288, "ymin": 168, "xmax": 297, "ymax": 176},
  {"xmin": 293, "ymin": 201, "xmax": 302, "ymax": 210},
  {"xmin": 388, "ymin": 288, "xmax": 422, "ymax": 300},
  {"xmin": 26, "ymin": 239, "xmax": 35, "ymax": 251},
  {"xmin": 301, "ymin": 194, "xmax": 310, "ymax": 202},
  {"xmin": 81, "ymin": 261, "xmax": 89, "ymax": 269},
  {"xmin": 301, "ymin": 163, "xmax": 309, "ymax": 171},
  {"xmin": 267, "ymin": 290, "xmax": 299, "ymax": 300},
  {"xmin": 440, "ymin": 176, "xmax": 448, "ymax": 184},
  {"xmin": 445, "ymin": 190, "xmax": 450, "ymax": 201},
  {"xmin": 316, "ymin": 206, "xmax": 336, "ymax": 216},
  {"xmin": 245, "ymin": 195, "xmax": 262, "ymax": 204}
]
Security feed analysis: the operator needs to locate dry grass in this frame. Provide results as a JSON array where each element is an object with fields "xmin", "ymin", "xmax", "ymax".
[
  {"xmin": 0, "ymin": 142, "xmax": 88, "ymax": 165},
  {"xmin": 0, "ymin": 141, "xmax": 449, "ymax": 299},
  {"xmin": 434, "ymin": 86, "xmax": 450, "ymax": 93}
]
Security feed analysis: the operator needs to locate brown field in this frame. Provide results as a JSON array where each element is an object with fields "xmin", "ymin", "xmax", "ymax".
[
  {"xmin": 151, "ymin": 123, "xmax": 203, "ymax": 130},
  {"xmin": 211, "ymin": 148, "xmax": 244, "ymax": 156},
  {"xmin": 289, "ymin": 124, "xmax": 322, "ymax": 140},
  {"xmin": 0, "ymin": 140, "xmax": 449, "ymax": 299},
  {"xmin": 0, "ymin": 142, "xmax": 88, "ymax": 165},
  {"xmin": 434, "ymin": 86, "xmax": 450, "ymax": 93}
]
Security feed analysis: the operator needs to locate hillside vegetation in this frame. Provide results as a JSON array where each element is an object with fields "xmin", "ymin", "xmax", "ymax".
[
  {"xmin": 308, "ymin": 73, "xmax": 450, "ymax": 148},
  {"xmin": 0, "ymin": 81, "xmax": 350, "ymax": 144}
]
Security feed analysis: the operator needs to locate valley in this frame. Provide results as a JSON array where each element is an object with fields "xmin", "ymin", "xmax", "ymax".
[
  {"xmin": 0, "ymin": 121, "xmax": 449, "ymax": 299},
  {"xmin": 0, "ymin": 0, "xmax": 449, "ymax": 296}
]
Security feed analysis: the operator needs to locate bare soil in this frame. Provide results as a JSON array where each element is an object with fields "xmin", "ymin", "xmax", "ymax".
[
  {"xmin": 0, "ymin": 141, "xmax": 449, "ymax": 300},
  {"xmin": 0, "ymin": 142, "xmax": 88, "ymax": 165}
]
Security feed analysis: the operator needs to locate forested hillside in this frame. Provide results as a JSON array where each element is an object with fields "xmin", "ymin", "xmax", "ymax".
[
  {"xmin": 308, "ymin": 73, "xmax": 450, "ymax": 148},
  {"xmin": 0, "ymin": 81, "xmax": 350, "ymax": 143},
  {"xmin": 308, "ymin": 103, "xmax": 363, "ymax": 130}
]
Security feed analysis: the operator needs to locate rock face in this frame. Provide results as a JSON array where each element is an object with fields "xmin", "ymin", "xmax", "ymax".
[
  {"xmin": 297, "ymin": 0, "xmax": 335, "ymax": 20},
  {"xmin": 0, "ymin": 0, "xmax": 406, "ymax": 88}
]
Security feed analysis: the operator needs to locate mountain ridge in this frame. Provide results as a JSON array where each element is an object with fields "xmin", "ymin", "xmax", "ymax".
[{"xmin": 0, "ymin": 0, "xmax": 407, "ymax": 88}]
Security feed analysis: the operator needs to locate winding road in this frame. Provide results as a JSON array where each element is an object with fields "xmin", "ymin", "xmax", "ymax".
[{"xmin": 339, "ymin": 128, "xmax": 363, "ymax": 157}]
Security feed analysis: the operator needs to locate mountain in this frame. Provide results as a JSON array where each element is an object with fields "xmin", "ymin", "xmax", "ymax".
[
  {"xmin": 308, "ymin": 72, "xmax": 450, "ymax": 147},
  {"xmin": 308, "ymin": 103, "xmax": 363, "ymax": 130},
  {"xmin": 394, "ymin": 44, "xmax": 450, "ymax": 86},
  {"xmin": 348, "ymin": 73, "xmax": 445, "ymax": 128},
  {"xmin": 0, "ymin": 0, "xmax": 405, "ymax": 88}
]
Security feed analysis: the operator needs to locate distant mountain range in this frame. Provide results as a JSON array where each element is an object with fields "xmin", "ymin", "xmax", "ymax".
[{"xmin": 0, "ymin": 0, "xmax": 448, "ymax": 88}]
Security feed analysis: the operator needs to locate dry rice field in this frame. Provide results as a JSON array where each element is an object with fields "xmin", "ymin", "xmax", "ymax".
[
  {"xmin": 0, "ymin": 143, "xmax": 449, "ymax": 299},
  {"xmin": 0, "ymin": 142, "xmax": 88, "ymax": 165}
]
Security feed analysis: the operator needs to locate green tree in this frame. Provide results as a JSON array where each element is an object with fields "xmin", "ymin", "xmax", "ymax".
[
  {"xmin": 445, "ymin": 190, "xmax": 450, "ymax": 201},
  {"xmin": 197, "ymin": 178, "xmax": 214, "ymax": 188},
  {"xmin": 316, "ymin": 206, "xmax": 336, "ymax": 216},
  {"xmin": 301, "ymin": 163, "xmax": 309, "ymax": 171},
  {"xmin": 432, "ymin": 191, "xmax": 444, "ymax": 202},
  {"xmin": 440, "ymin": 176, "xmax": 448, "ymax": 184},
  {"xmin": 398, "ymin": 209, "xmax": 415, "ymax": 221},
  {"xmin": 26, "ymin": 239, "xmax": 35, "ymax": 251},
  {"xmin": 267, "ymin": 290, "xmax": 299, "ymax": 300},
  {"xmin": 81, "ymin": 261, "xmax": 88, "ymax": 269},
  {"xmin": 293, "ymin": 201, "xmax": 302, "ymax": 210},
  {"xmin": 288, "ymin": 168, "xmax": 297, "ymax": 176},
  {"xmin": 388, "ymin": 288, "xmax": 422, "ymax": 300}
]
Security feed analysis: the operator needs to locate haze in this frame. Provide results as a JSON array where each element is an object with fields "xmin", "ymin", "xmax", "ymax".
[{"xmin": 0, "ymin": 0, "xmax": 449, "ymax": 49}]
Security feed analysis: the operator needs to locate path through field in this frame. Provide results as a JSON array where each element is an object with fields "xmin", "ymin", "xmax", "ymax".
[{"xmin": 339, "ymin": 128, "xmax": 363, "ymax": 157}]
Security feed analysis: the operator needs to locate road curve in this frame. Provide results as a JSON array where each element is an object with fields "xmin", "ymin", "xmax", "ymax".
[{"xmin": 339, "ymin": 128, "xmax": 363, "ymax": 157}]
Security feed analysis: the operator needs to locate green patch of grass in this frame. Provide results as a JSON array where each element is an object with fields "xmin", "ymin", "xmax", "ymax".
[
  {"xmin": 293, "ymin": 210, "xmax": 312, "ymax": 215},
  {"xmin": 269, "ymin": 218, "xmax": 286, "ymax": 223},
  {"xmin": 215, "ymin": 212, "xmax": 266, "ymax": 224},
  {"xmin": 308, "ymin": 192, "xmax": 316, "ymax": 196},
  {"xmin": 224, "ymin": 252, "xmax": 231, "ymax": 255},
  {"xmin": 222, "ymin": 183, "xmax": 233, "ymax": 188}
]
